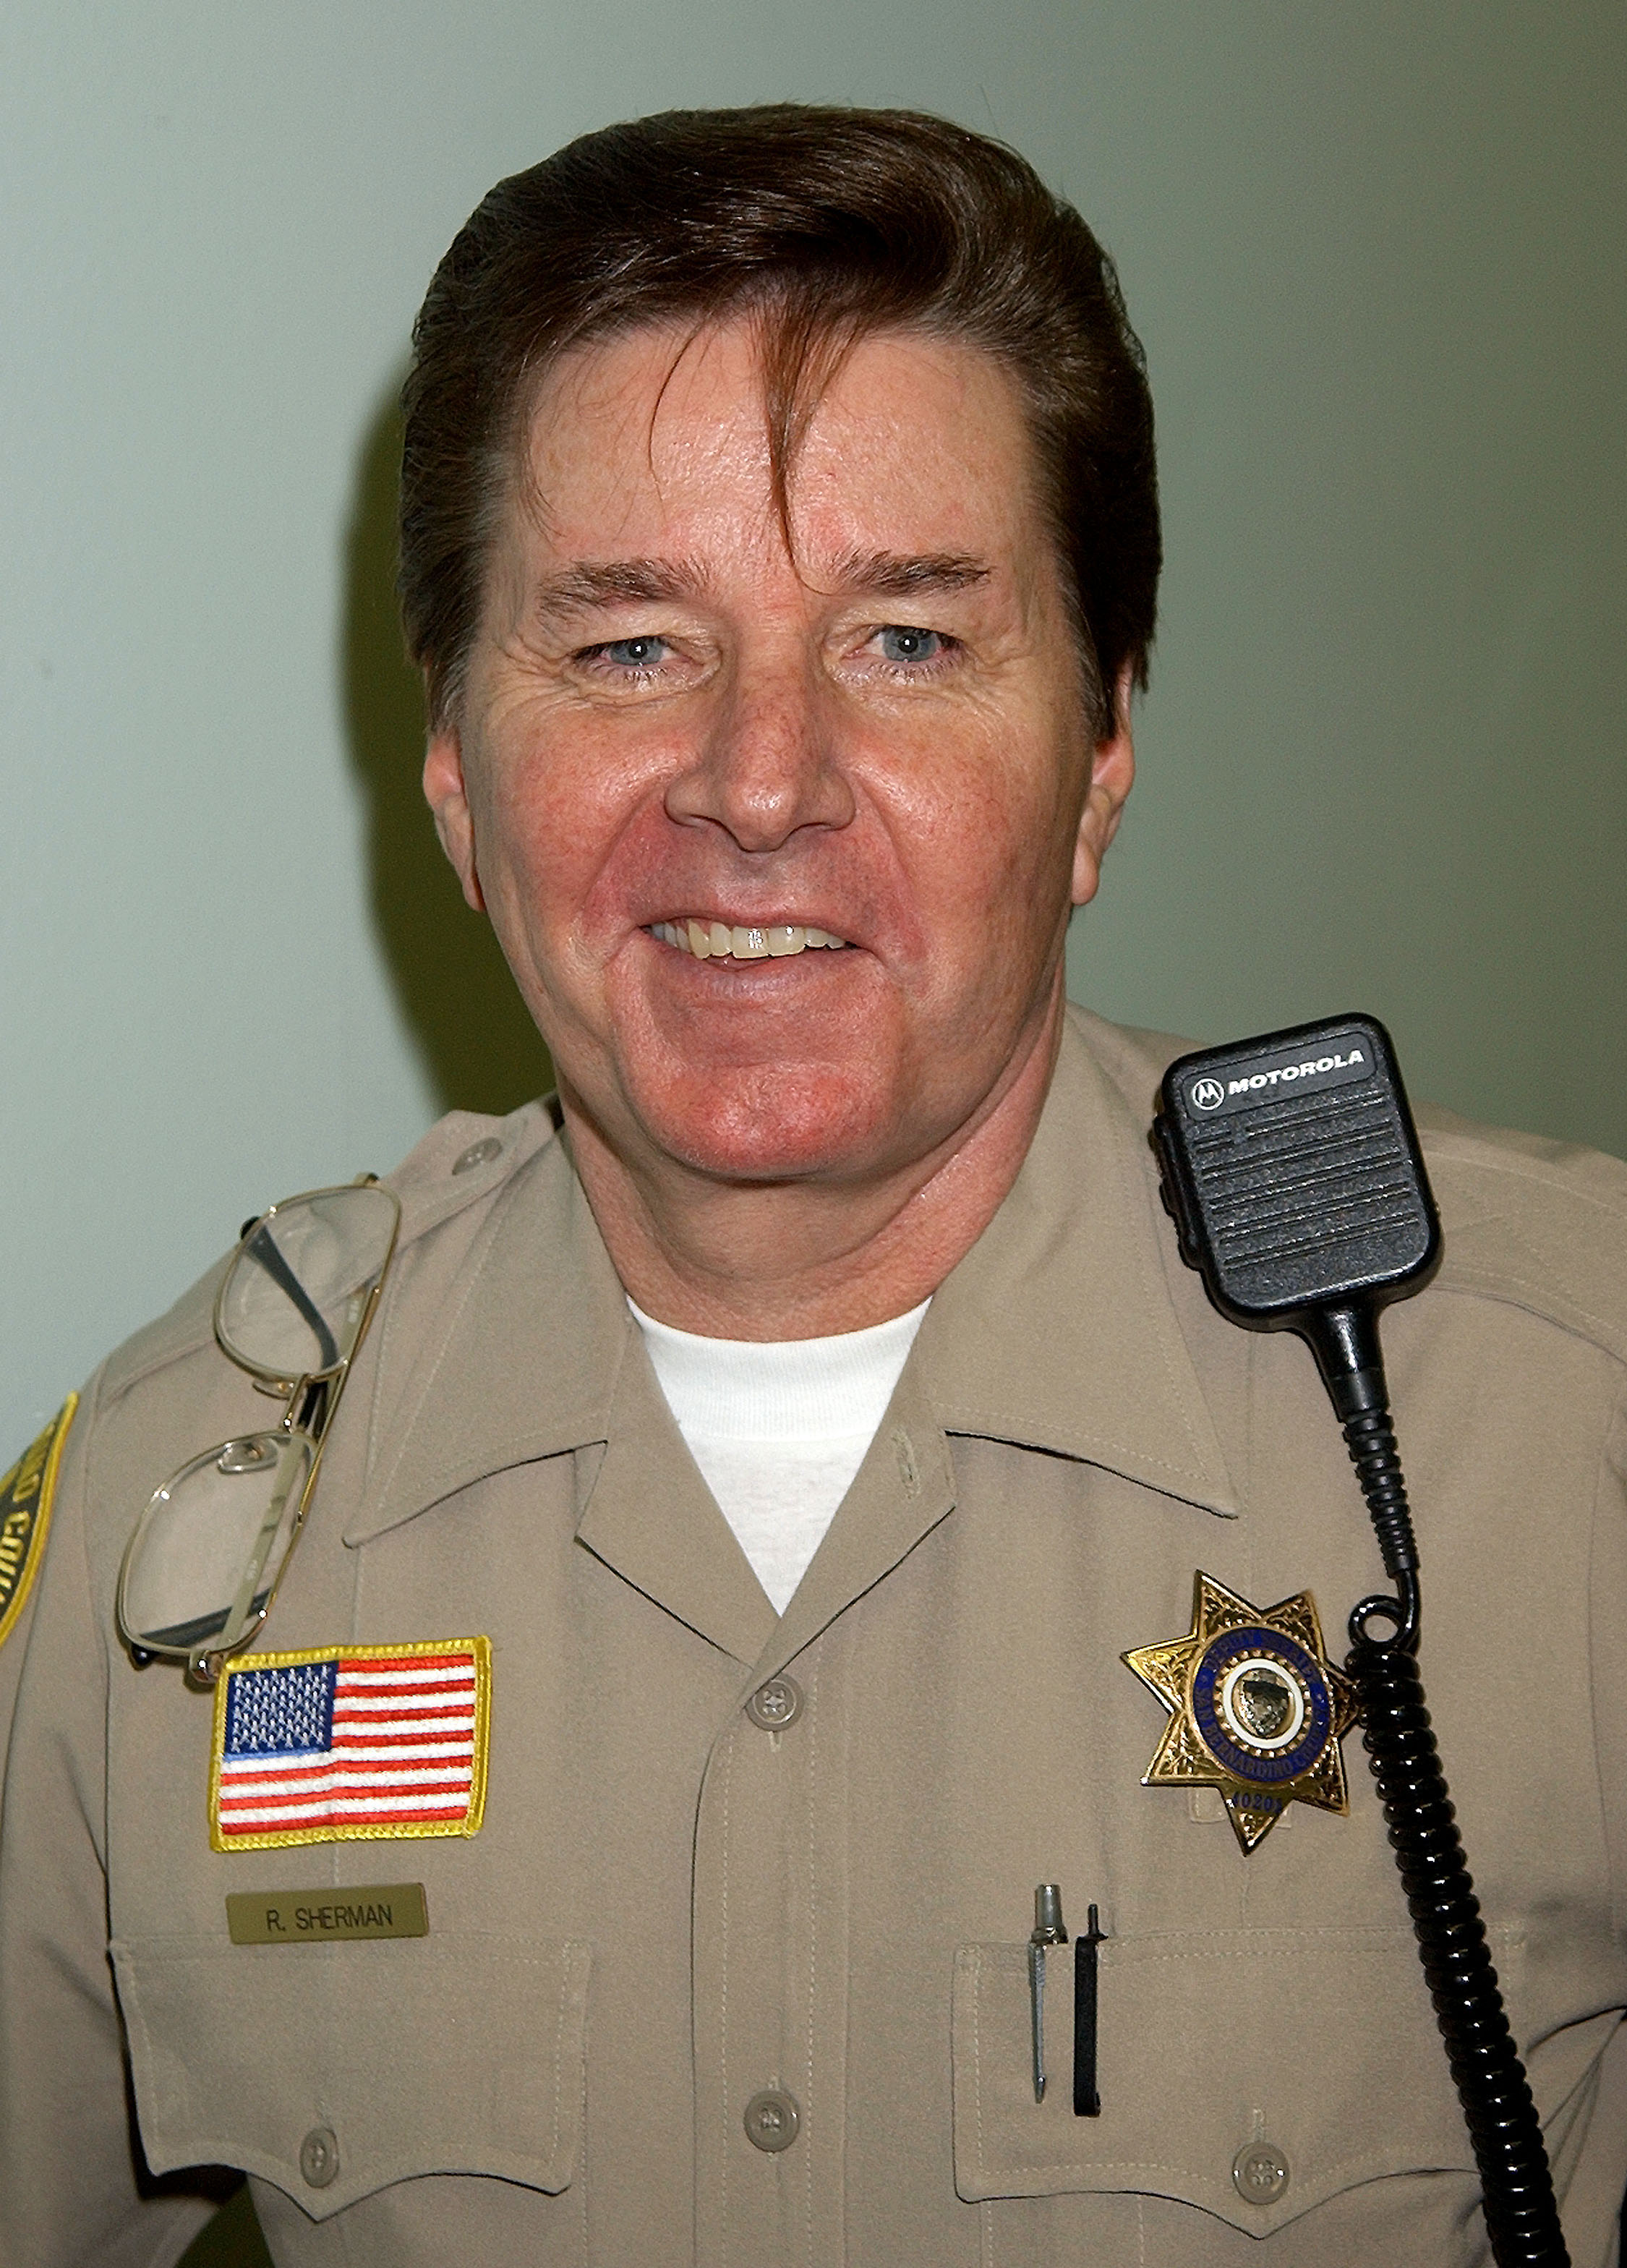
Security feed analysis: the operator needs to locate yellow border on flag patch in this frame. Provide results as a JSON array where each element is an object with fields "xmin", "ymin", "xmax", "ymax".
[
  {"xmin": 209, "ymin": 1635, "xmax": 491, "ymax": 1853},
  {"xmin": 0, "ymin": 1393, "xmax": 78, "ymax": 1653}
]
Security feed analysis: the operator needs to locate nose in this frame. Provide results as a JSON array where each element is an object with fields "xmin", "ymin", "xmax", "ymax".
[{"xmin": 664, "ymin": 653, "xmax": 855, "ymax": 851}]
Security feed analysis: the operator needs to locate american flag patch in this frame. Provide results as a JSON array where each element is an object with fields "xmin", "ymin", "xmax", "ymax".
[{"xmin": 209, "ymin": 1638, "xmax": 490, "ymax": 1851}]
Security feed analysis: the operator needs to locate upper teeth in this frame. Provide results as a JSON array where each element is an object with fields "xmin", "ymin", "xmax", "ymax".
[{"xmin": 651, "ymin": 920, "xmax": 848, "ymax": 961}]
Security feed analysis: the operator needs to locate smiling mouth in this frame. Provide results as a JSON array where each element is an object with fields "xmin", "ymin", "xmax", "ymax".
[{"xmin": 649, "ymin": 919, "xmax": 850, "ymax": 962}]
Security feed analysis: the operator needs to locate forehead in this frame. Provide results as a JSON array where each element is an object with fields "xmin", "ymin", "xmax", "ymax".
[{"xmin": 511, "ymin": 317, "xmax": 1044, "ymax": 572}]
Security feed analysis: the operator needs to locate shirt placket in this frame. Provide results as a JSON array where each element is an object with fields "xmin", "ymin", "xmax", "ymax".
[{"xmin": 693, "ymin": 1627, "xmax": 851, "ymax": 2268}]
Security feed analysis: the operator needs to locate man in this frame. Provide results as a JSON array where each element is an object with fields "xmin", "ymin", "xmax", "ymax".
[{"xmin": 1, "ymin": 106, "xmax": 1624, "ymax": 2267}]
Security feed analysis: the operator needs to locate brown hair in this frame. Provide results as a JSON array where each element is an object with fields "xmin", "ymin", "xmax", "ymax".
[{"xmin": 400, "ymin": 104, "xmax": 1159, "ymax": 737}]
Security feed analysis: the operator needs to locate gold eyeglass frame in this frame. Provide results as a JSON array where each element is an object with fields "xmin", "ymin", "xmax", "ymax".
[{"xmin": 116, "ymin": 1177, "xmax": 401, "ymax": 1686}]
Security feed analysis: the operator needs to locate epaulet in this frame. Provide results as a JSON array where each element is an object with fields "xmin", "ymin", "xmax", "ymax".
[
  {"xmin": 380, "ymin": 1094, "xmax": 564, "ymax": 1245},
  {"xmin": 95, "ymin": 1097, "xmax": 565, "ymax": 1413},
  {"xmin": 0, "ymin": 1395, "xmax": 79, "ymax": 1651},
  {"xmin": 99, "ymin": 1259, "xmax": 230, "ymax": 1407},
  {"xmin": 1420, "ymin": 1108, "xmax": 1627, "ymax": 1368}
]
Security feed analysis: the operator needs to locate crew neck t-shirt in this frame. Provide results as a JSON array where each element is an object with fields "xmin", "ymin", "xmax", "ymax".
[{"xmin": 628, "ymin": 1297, "xmax": 931, "ymax": 1613}]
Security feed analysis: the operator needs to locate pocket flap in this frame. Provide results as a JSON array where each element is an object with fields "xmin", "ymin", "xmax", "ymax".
[
  {"xmin": 952, "ymin": 1930, "xmax": 1485, "ymax": 2235},
  {"xmin": 113, "ymin": 1932, "xmax": 589, "ymax": 2220}
]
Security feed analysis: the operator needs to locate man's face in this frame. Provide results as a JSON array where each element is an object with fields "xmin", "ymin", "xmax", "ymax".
[{"xmin": 424, "ymin": 318, "xmax": 1132, "ymax": 1195}]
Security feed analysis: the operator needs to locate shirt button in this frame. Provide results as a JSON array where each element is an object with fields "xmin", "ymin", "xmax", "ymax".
[
  {"xmin": 452, "ymin": 1136, "xmax": 503, "ymax": 1175},
  {"xmin": 299, "ymin": 2126, "xmax": 340, "ymax": 2188},
  {"xmin": 743, "ymin": 2089, "xmax": 801, "ymax": 2152},
  {"xmin": 1232, "ymin": 2139, "xmax": 1289, "ymax": 2204},
  {"xmin": 745, "ymin": 1676, "xmax": 804, "ymax": 1731}
]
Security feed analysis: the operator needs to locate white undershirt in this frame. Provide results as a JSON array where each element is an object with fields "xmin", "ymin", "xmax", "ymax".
[{"xmin": 628, "ymin": 1297, "xmax": 931, "ymax": 1613}]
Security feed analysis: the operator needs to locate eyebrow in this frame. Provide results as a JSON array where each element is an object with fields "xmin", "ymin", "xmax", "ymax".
[
  {"xmin": 531, "ymin": 548, "xmax": 993, "ymax": 628},
  {"xmin": 822, "ymin": 548, "xmax": 993, "ymax": 599},
  {"xmin": 531, "ymin": 558, "xmax": 709, "ymax": 625}
]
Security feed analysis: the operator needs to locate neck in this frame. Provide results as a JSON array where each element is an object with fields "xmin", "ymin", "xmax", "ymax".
[{"xmin": 560, "ymin": 975, "xmax": 1067, "ymax": 1340}]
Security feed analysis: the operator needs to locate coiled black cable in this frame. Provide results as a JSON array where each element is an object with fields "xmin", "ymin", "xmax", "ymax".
[
  {"xmin": 1341, "ymin": 1412, "xmax": 1569, "ymax": 2267},
  {"xmin": 1342, "ymin": 1406, "xmax": 1418, "ymax": 1573}
]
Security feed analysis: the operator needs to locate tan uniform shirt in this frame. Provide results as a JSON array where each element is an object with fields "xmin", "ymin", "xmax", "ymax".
[{"xmin": 3, "ymin": 1007, "xmax": 1626, "ymax": 2267}]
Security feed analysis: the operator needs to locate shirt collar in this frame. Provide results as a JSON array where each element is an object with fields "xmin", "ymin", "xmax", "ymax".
[
  {"xmin": 346, "ymin": 1143, "xmax": 633, "ymax": 1543},
  {"xmin": 915, "ymin": 1009, "xmax": 1239, "ymax": 1516},
  {"xmin": 347, "ymin": 1006, "xmax": 1238, "ymax": 1548}
]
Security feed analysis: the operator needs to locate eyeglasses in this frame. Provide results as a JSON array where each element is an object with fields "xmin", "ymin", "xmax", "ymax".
[{"xmin": 117, "ymin": 1180, "xmax": 401, "ymax": 1684}]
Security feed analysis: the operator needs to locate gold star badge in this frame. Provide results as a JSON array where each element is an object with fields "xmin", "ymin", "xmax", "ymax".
[{"xmin": 1123, "ymin": 1572, "xmax": 1360, "ymax": 1853}]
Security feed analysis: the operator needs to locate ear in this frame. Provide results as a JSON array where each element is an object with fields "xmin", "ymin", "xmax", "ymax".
[
  {"xmin": 1070, "ymin": 662, "xmax": 1137, "ymax": 909},
  {"xmin": 422, "ymin": 728, "xmax": 486, "ymax": 913}
]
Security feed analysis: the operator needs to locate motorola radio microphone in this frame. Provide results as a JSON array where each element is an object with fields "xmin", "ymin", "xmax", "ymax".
[
  {"xmin": 1154, "ymin": 1012, "xmax": 1438, "ymax": 1417},
  {"xmin": 1152, "ymin": 1014, "xmax": 1568, "ymax": 2268}
]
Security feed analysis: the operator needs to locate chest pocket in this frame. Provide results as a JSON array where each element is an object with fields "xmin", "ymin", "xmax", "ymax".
[
  {"xmin": 952, "ymin": 1926, "xmax": 1545, "ymax": 2242},
  {"xmin": 112, "ymin": 1932, "xmax": 589, "ymax": 2220}
]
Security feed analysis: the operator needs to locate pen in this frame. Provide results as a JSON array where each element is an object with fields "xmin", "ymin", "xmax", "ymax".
[
  {"xmin": 1028, "ymin": 1883, "xmax": 1067, "ymax": 2102},
  {"xmin": 1073, "ymin": 1902, "xmax": 1106, "ymax": 2116}
]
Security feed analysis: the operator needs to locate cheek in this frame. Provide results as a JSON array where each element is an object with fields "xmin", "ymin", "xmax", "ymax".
[
  {"xmin": 880, "ymin": 731, "xmax": 1082, "ymax": 975},
  {"xmin": 469, "ymin": 725, "xmax": 652, "ymax": 944}
]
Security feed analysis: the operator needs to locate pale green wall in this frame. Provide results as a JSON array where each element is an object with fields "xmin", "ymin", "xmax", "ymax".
[{"xmin": 4, "ymin": 2, "xmax": 1623, "ymax": 1468}]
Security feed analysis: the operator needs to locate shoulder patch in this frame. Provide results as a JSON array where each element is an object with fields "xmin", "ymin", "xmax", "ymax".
[{"xmin": 0, "ymin": 1394, "xmax": 78, "ymax": 1651}]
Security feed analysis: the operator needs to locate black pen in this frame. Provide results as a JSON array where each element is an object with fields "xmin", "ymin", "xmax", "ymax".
[{"xmin": 1073, "ymin": 1903, "xmax": 1106, "ymax": 2116}]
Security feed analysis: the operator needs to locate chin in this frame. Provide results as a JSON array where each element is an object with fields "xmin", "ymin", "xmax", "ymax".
[{"xmin": 628, "ymin": 1063, "xmax": 900, "ymax": 1184}]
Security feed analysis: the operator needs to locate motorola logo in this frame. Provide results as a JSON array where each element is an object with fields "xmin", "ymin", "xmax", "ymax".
[{"xmin": 1183, "ymin": 1044, "xmax": 1371, "ymax": 1121}]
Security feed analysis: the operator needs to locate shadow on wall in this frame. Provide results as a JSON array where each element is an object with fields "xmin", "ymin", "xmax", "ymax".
[{"xmin": 342, "ymin": 383, "xmax": 555, "ymax": 1120}]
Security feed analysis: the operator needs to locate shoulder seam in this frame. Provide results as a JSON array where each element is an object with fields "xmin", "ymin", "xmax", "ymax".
[
  {"xmin": 1428, "ymin": 1143, "xmax": 1627, "ymax": 1223},
  {"xmin": 1434, "ymin": 1267, "xmax": 1627, "ymax": 1375}
]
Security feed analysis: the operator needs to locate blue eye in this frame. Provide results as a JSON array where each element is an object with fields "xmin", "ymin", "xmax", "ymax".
[
  {"xmin": 600, "ymin": 636, "xmax": 667, "ymax": 668},
  {"xmin": 877, "ymin": 625, "xmax": 944, "ymax": 665}
]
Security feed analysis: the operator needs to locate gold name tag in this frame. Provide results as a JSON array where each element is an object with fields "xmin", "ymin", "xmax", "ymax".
[{"xmin": 226, "ymin": 1883, "xmax": 428, "ymax": 1944}]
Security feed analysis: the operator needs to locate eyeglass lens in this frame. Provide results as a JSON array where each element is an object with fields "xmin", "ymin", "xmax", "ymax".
[
  {"xmin": 121, "ymin": 1432, "xmax": 315, "ymax": 1652},
  {"xmin": 120, "ymin": 1185, "xmax": 398, "ymax": 1660},
  {"xmin": 218, "ymin": 1185, "xmax": 398, "ymax": 1381}
]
